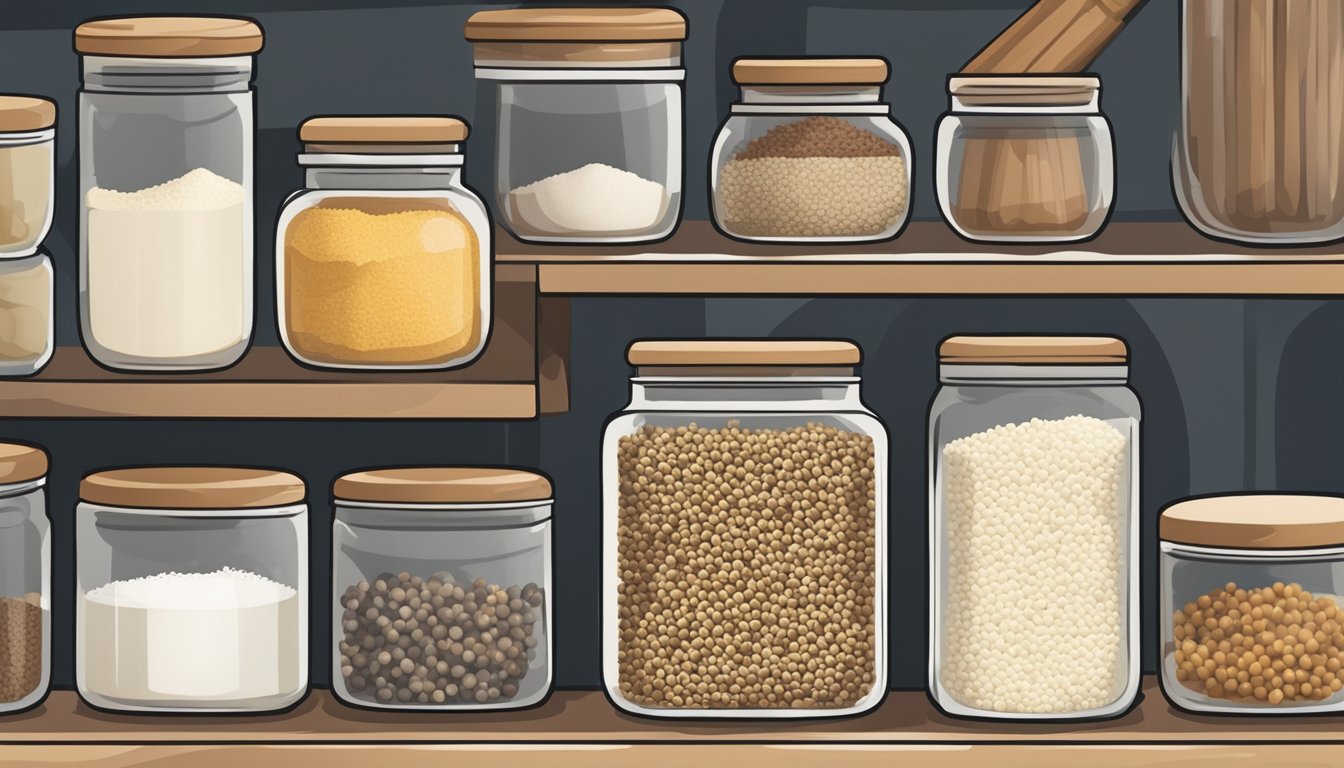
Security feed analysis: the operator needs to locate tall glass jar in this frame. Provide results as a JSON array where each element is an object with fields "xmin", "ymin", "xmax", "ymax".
[
  {"xmin": 276, "ymin": 117, "xmax": 491, "ymax": 370},
  {"xmin": 0, "ymin": 443, "xmax": 49, "ymax": 714},
  {"xmin": 602, "ymin": 340, "xmax": 888, "ymax": 718},
  {"xmin": 467, "ymin": 8, "xmax": 685, "ymax": 244},
  {"xmin": 331, "ymin": 468, "xmax": 552, "ymax": 710},
  {"xmin": 710, "ymin": 58, "xmax": 912, "ymax": 243},
  {"xmin": 0, "ymin": 96, "xmax": 55, "ymax": 258},
  {"xmin": 75, "ymin": 16, "xmax": 261, "ymax": 371},
  {"xmin": 929, "ymin": 336, "xmax": 1140, "ymax": 720},
  {"xmin": 1176, "ymin": 0, "xmax": 1344, "ymax": 244}
]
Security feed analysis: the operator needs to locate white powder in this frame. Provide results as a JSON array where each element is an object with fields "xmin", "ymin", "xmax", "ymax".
[
  {"xmin": 508, "ymin": 162, "xmax": 668, "ymax": 235},
  {"xmin": 86, "ymin": 168, "xmax": 248, "ymax": 362},
  {"xmin": 81, "ymin": 567, "xmax": 301, "ymax": 704}
]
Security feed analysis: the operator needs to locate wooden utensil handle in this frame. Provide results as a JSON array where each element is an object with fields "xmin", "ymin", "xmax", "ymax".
[{"xmin": 962, "ymin": 0, "xmax": 1147, "ymax": 74}]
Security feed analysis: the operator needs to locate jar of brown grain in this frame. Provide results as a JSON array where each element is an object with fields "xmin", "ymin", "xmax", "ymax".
[{"xmin": 0, "ymin": 442, "xmax": 48, "ymax": 714}]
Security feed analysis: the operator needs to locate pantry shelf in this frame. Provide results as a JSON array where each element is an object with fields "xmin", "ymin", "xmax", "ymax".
[{"xmin": 499, "ymin": 221, "xmax": 1344, "ymax": 296}]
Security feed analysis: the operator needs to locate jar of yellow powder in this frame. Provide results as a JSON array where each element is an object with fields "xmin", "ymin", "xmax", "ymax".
[{"xmin": 276, "ymin": 116, "xmax": 490, "ymax": 369}]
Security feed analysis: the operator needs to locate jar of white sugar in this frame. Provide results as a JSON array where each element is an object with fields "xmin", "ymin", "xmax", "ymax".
[
  {"xmin": 0, "ymin": 443, "xmax": 50, "ymax": 714},
  {"xmin": 929, "ymin": 336, "xmax": 1139, "ymax": 720},
  {"xmin": 710, "ymin": 58, "xmax": 912, "ymax": 243},
  {"xmin": 603, "ymin": 340, "xmax": 888, "ymax": 718},
  {"xmin": 0, "ymin": 96, "xmax": 55, "ymax": 258},
  {"xmin": 467, "ymin": 8, "xmax": 685, "ymax": 243},
  {"xmin": 1160, "ymin": 494, "xmax": 1344, "ymax": 715},
  {"xmin": 331, "ymin": 468, "xmax": 553, "ymax": 710},
  {"xmin": 75, "ymin": 467, "xmax": 307, "ymax": 713},
  {"xmin": 76, "ymin": 17, "xmax": 262, "ymax": 371}
]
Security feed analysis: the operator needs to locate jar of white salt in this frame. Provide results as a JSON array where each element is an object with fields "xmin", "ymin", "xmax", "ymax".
[
  {"xmin": 75, "ymin": 467, "xmax": 307, "ymax": 713},
  {"xmin": 928, "ymin": 336, "xmax": 1140, "ymax": 720},
  {"xmin": 467, "ymin": 7, "xmax": 685, "ymax": 243},
  {"xmin": 75, "ymin": 16, "xmax": 262, "ymax": 371}
]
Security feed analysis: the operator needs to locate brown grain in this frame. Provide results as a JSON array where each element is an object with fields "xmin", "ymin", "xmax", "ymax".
[{"xmin": 0, "ymin": 593, "xmax": 41, "ymax": 703}]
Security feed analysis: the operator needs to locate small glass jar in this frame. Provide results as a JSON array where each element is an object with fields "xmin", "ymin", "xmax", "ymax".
[
  {"xmin": 0, "ymin": 252, "xmax": 53, "ymax": 376},
  {"xmin": 276, "ymin": 117, "xmax": 491, "ymax": 370},
  {"xmin": 0, "ymin": 443, "xmax": 49, "ymax": 714},
  {"xmin": 710, "ymin": 58, "xmax": 912, "ymax": 243},
  {"xmin": 76, "ymin": 16, "xmax": 261, "ymax": 371},
  {"xmin": 0, "ymin": 96, "xmax": 55, "ymax": 258},
  {"xmin": 331, "ymin": 468, "xmax": 552, "ymax": 710},
  {"xmin": 929, "ymin": 336, "xmax": 1140, "ymax": 720},
  {"xmin": 1160, "ymin": 494, "xmax": 1344, "ymax": 714},
  {"xmin": 468, "ymin": 7, "xmax": 685, "ymax": 244},
  {"xmin": 602, "ymin": 340, "xmax": 888, "ymax": 718},
  {"xmin": 75, "ymin": 467, "xmax": 307, "ymax": 713},
  {"xmin": 936, "ymin": 76, "xmax": 1114, "ymax": 243}
]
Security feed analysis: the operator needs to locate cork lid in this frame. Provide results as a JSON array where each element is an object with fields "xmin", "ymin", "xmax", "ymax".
[
  {"xmin": 300, "ymin": 116, "xmax": 468, "ymax": 144},
  {"xmin": 0, "ymin": 97, "xmax": 55, "ymax": 133},
  {"xmin": 733, "ymin": 58, "xmax": 889, "ymax": 86},
  {"xmin": 1161, "ymin": 495, "xmax": 1344, "ymax": 550},
  {"xmin": 949, "ymin": 75, "xmax": 1099, "ymax": 107},
  {"xmin": 0, "ymin": 443, "xmax": 47, "ymax": 485},
  {"xmin": 334, "ymin": 468, "xmax": 552, "ymax": 505},
  {"xmin": 628, "ymin": 340, "xmax": 861, "ymax": 367},
  {"xmin": 939, "ymin": 336, "xmax": 1127, "ymax": 365},
  {"xmin": 75, "ymin": 17, "xmax": 264, "ymax": 57},
  {"xmin": 465, "ymin": 8, "xmax": 687, "ymax": 42},
  {"xmin": 81, "ymin": 467, "xmax": 305, "ymax": 509}
]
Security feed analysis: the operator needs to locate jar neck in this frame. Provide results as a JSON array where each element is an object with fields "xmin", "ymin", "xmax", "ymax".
[
  {"xmin": 739, "ymin": 84, "xmax": 881, "ymax": 105},
  {"xmin": 939, "ymin": 364, "xmax": 1129, "ymax": 386},
  {"xmin": 949, "ymin": 93, "xmax": 1099, "ymax": 114},
  {"xmin": 81, "ymin": 55, "xmax": 254, "ymax": 94},
  {"xmin": 303, "ymin": 163, "xmax": 464, "ymax": 190},
  {"xmin": 630, "ymin": 376, "xmax": 864, "ymax": 412}
]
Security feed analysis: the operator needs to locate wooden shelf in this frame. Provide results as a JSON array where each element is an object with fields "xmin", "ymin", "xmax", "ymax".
[
  {"xmin": 499, "ymin": 221, "xmax": 1344, "ymax": 296},
  {"xmin": 0, "ymin": 680, "xmax": 1340, "ymax": 765}
]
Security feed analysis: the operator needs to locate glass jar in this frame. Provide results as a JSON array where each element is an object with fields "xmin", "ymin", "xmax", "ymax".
[
  {"xmin": 467, "ymin": 7, "xmax": 685, "ymax": 244},
  {"xmin": 0, "ymin": 443, "xmax": 49, "ymax": 714},
  {"xmin": 929, "ymin": 336, "xmax": 1140, "ymax": 720},
  {"xmin": 276, "ymin": 117, "xmax": 491, "ymax": 370},
  {"xmin": 1160, "ymin": 494, "xmax": 1344, "ymax": 714},
  {"xmin": 710, "ymin": 58, "xmax": 912, "ymax": 243},
  {"xmin": 602, "ymin": 340, "xmax": 888, "ymax": 718},
  {"xmin": 0, "ymin": 252, "xmax": 53, "ymax": 376},
  {"xmin": 76, "ymin": 16, "xmax": 261, "ymax": 371},
  {"xmin": 1176, "ymin": 1, "xmax": 1344, "ymax": 244},
  {"xmin": 331, "ymin": 468, "xmax": 552, "ymax": 710},
  {"xmin": 0, "ymin": 96, "xmax": 55, "ymax": 258},
  {"xmin": 936, "ymin": 76, "xmax": 1114, "ymax": 243},
  {"xmin": 75, "ymin": 467, "xmax": 307, "ymax": 713}
]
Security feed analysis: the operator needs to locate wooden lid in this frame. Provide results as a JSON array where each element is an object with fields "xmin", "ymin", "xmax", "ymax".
[
  {"xmin": 81, "ymin": 467, "xmax": 305, "ymax": 509},
  {"xmin": 0, "ymin": 443, "xmax": 47, "ymax": 484},
  {"xmin": 300, "ymin": 116, "xmax": 468, "ymax": 144},
  {"xmin": 939, "ymin": 336, "xmax": 1127, "ymax": 364},
  {"xmin": 465, "ymin": 8, "xmax": 687, "ymax": 42},
  {"xmin": 733, "ymin": 58, "xmax": 888, "ymax": 86},
  {"xmin": 949, "ymin": 76, "xmax": 1099, "ymax": 107},
  {"xmin": 629, "ymin": 340, "xmax": 861, "ymax": 366},
  {"xmin": 334, "ymin": 468, "xmax": 552, "ymax": 505},
  {"xmin": 0, "ymin": 97, "xmax": 55, "ymax": 132},
  {"xmin": 1161, "ymin": 495, "xmax": 1344, "ymax": 550},
  {"xmin": 75, "ymin": 17, "xmax": 263, "ymax": 57}
]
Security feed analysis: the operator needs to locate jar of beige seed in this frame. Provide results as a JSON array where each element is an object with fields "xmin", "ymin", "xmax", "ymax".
[
  {"xmin": 603, "ymin": 340, "xmax": 888, "ymax": 718},
  {"xmin": 0, "ymin": 442, "xmax": 49, "ymax": 715}
]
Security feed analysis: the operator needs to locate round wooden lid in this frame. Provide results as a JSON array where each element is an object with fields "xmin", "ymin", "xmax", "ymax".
[
  {"xmin": 0, "ymin": 443, "xmax": 47, "ymax": 484},
  {"xmin": 733, "ymin": 58, "xmax": 889, "ymax": 86},
  {"xmin": 1161, "ymin": 495, "xmax": 1344, "ymax": 550},
  {"xmin": 334, "ymin": 468, "xmax": 553, "ymax": 505},
  {"xmin": 465, "ymin": 8, "xmax": 687, "ymax": 42},
  {"xmin": 628, "ymin": 340, "xmax": 861, "ymax": 366},
  {"xmin": 0, "ymin": 97, "xmax": 55, "ymax": 133},
  {"xmin": 300, "ymin": 116, "xmax": 468, "ymax": 144},
  {"xmin": 949, "ymin": 75, "xmax": 1099, "ymax": 107},
  {"xmin": 939, "ymin": 336, "xmax": 1127, "ymax": 364},
  {"xmin": 75, "ymin": 17, "xmax": 263, "ymax": 57},
  {"xmin": 81, "ymin": 467, "xmax": 305, "ymax": 509}
]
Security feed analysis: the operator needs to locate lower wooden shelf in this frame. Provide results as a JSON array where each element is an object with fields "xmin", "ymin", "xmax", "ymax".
[{"xmin": 1, "ymin": 680, "xmax": 1340, "ymax": 766}]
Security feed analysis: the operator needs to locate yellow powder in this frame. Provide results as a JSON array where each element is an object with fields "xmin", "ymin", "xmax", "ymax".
[{"xmin": 284, "ymin": 203, "xmax": 481, "ymax": 366}]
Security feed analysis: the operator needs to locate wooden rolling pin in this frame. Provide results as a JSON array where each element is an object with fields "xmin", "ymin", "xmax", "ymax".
[{"xmin": 963, "ymin": 0, "xmax": 1148, "ymax": 74}]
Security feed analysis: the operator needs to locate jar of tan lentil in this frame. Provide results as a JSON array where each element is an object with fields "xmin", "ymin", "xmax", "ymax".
[
  {"xmin": 276, "ymin": 116, "xmax": 490, "ymax": 370},
  {"xmin": 1160, "ymin": 494, "xmax": 1344, "ymax": 715},
  {"xmin": 603, "ymin": 340, "xmax": 887, "ymax": 718},
  {"xmin": 0, "ymin": 442, "xmax": 49, "ymax": 714},
  {"xmin": 710, "ymin": 58, "xmax": 912, "ymax": 243}
]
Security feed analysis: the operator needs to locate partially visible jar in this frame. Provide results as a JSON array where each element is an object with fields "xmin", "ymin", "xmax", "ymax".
[
  {"xmin": 0, "ymin": 443, "xmax": 49, "ymax": 714},
  {"xmin": 1176, "ymin": 0, "xmax": 1344, "ymax": 244},
  {"xmin": 0, "ymin": 252, "xmax": 53, "ymax": 376},
  {"xmin": 936, "ymin": 76, "xmax": 1114, "ymax": 243},
  {"xmin": 467, "ymin": 7, "xmax": 685, "ymax": 243},
  {"xmin": 76, "ymin": 16, "xmax": 261, "ymax": 371},
  {"xmin": 0, "ymin": 96, "xmax": 55, "ymax": 258},
  {"xmin": 277, "ymin": 116, "xmax": 491, "ymax": 370},
  {"xmin": 710, "ymin": 58, "xmax": 912, "ymax": 243}
]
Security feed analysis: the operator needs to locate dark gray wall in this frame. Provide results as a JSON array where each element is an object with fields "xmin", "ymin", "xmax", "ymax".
[{"xmin": 0, "ymin": 1, "xmax": 1327, "ymax": 695}]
